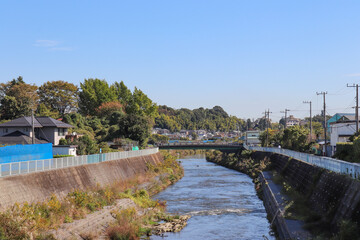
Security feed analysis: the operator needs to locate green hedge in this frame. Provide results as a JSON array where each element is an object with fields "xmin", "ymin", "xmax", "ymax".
[{"xmin": 334, "ymin": 142, "xmax": 355, "ymax": 162}]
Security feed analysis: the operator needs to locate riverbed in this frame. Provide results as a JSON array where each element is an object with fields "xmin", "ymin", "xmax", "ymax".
[{"xmin": 151, "ymin": 155, "xmax": 274, "ymax": 240}]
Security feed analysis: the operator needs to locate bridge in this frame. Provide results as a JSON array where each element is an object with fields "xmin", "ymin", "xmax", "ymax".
[{"xmin": 157, "ymin": 142, "xmax": 243, "ymax": 152}]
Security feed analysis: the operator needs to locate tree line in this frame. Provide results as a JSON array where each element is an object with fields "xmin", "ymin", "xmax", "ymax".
[{"xmin": 0, "ymin": 76, "xmax": 157, "ymax": 153}]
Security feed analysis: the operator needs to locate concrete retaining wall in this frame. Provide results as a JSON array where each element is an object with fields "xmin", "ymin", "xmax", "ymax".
[
  {"xmin": 252, "ymin": 151, "xmax": 360, "ymax": 231},
  {"xmin": 0, "ymin": 152, "xmax": 163, "ymax": 209}
]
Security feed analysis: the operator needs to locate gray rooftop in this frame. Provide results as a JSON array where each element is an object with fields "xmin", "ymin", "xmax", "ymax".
[{"xmin": 0, "ymin": 116, "xmax": 73, "ymax": 128}]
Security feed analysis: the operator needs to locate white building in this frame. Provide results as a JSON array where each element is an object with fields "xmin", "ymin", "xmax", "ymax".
[
  {"xmin": 245, "ymin": 130, "xmax": 261, "ymax": 146},
  {"xmin": 286, "ymin": 115, "xmax": 300, "ymax": 127},
  {"xmin": 330, "ymin": 121, "xmax": 357, "ymax": 156}
]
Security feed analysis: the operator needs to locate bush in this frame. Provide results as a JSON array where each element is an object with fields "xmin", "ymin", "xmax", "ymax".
[{"xmin": 334, "ymin": 142, "xmax": 354, "ymax": 162}]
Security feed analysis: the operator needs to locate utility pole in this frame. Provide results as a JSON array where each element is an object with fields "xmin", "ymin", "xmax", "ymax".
[
  {"xmin": 262, "ymin": 109, "xmax": 272, "ymax": 147},
  {"xmin": 303, "ymin": 101, "xmax": 312, "ymax": 142},
  {"xmin": 347, "ymin": 84, "xmax": 359, "ymax": 133},
  {"xmin": 317, "ymin": 92, "xmax": 328, "ymax": 156},
  {"xmin": 32, "ymin": 109, "xmax": 35, "ymax": 144},
  {"xmin": 280, "ymin": 109, "xmax": 290, "ymax": 129}
]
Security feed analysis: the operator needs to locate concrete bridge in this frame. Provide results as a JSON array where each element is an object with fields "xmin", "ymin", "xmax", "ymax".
[{"xmin": 157, "ymin": 142, "xmax": 243, "ymax": 152}]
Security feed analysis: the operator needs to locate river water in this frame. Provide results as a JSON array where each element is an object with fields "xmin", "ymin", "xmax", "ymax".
[{"xmin": 151, "ymin": 156, "xmax": 274, "ymax": 240}]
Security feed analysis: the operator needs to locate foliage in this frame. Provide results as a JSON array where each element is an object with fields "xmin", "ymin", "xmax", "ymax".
[
  {"xmin": 79, "ymin": 78, "xmax": 117, "ymax": 115},
  {"xmin": 126, "ymin": 87, "xmax": 158, "ymax": 119},
  {"xmin": 38, "ymin": 80, "xmax": 78, "ymax": 115},
  {"xmin": 334, "ymin": 142, "xmax": 355, "ymax": 162},
  {"xmin": 36, "ymin": 103, "xmax": 60, "ymax": 119},
  {"xmin": 0, "ymin": 77, "xmax": 38, "ymax": 120},
  {"xmin": 155, "ymin": 105, "xmax": 245, "ymax": 131},
  {"xmin": 118, "ymin": 114, "xmax": 151, "ymax": 147},
  {"xmin": 53, "ymin": 154, "xmax": 73, "ymax": 158},
  {"xmin": 112, "ymin": 81, "xmax": 133, "ymax": 106},
  {"xmin": 96, "ymin": 101, "xmax": 124, "ymax": 116},
  {"xmin": 148, "ymin": 134, "xmax": 169, "ymax": 145},
  {"xmin": 282, "ymin": 125, "xmax": 309, "ymax": 152}
]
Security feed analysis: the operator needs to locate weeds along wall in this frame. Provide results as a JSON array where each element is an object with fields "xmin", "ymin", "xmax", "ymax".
[
  {"xmin": 252, "ymin": 151, "xmax": 360, "ymax": 231},
  {"xmin": 0, "ymin": 152, "xmax": 163, "ymax": 209}
]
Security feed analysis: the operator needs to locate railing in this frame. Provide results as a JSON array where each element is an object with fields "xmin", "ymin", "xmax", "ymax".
[
  {"xmin": 244, "ymin": 144, "xmax": 360, "ymax": 179},
  {"xmin": 0, "ymin": 148, "xmax": 159, "ymax": 178},
  {"xmin": 158, "ymin": 142, "xmax": 241, "ymax": 147}
]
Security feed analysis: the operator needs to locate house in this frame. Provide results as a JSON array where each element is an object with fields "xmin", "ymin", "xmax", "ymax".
[
  {"xmin": 327, "ymin": 113, "xmax": 356, "ymax": 131},
  {"xmin": 286, "ymin": 115, "xmax": 300, "ymax": 127},
  {"xmin": 0, "ymin": 116, "xmax": 74, "ymax": 145},
  {"xmin": 329, "ymin": 119, "xmax": 358, "ymax": 156},
  {"xmin": 245, "ymin": 130, "xmax": 261, "ymax": 146}
]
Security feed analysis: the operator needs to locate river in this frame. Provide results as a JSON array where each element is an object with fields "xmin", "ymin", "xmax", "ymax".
[{"xmin": 151, "ymin": 155, "xmax": 274, "ymax": 240}]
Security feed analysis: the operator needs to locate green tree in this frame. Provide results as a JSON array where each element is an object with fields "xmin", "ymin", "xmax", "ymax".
[
  {"xmin": 36, "ymin": 103, "xmax": 60, "ymax": 118},
  {"xmin": 127, "ymin": 87, "xmax": 158, "ymax": 119},
  {"xmin": 79, "ymin": 78, "xmax": 116, "ymax": 115},
  {"xmin": 112, "ymin": 81, "xmax": 132, "ymax": 105},
  {"xmin": 282, "ymin": 125, "xmax": 309, "ymax": 152},
  {"xmin": 0, "ymin": 79, "xmax": 38, "ymax": 120},
  {"xmin": 118, "ymin": 114, "xmax": 151, "ymax": 147},
  {"xmin": 38, "ymin": 80, "xmax": 78, "ymax": 115}
]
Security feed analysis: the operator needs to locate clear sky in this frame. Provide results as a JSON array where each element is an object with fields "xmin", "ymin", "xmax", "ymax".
[{"xmin": 1, "ymin": 1, "xmax": 360, "ymax": 121}]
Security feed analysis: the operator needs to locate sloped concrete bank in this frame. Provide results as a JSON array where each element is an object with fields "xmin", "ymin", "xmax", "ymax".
[
  {"xmin": 252, "ymin": 151, "xmax": 360, "ymax": 238},
  {"xmin": 0, "ymin": 152, "xmax": 163, "ymax": 209}
]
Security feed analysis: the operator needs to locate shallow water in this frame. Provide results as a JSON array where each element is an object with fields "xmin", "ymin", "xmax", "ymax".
[{"xmin": 151, "ymin": 156, "xmax": 274, "ymax": 240}]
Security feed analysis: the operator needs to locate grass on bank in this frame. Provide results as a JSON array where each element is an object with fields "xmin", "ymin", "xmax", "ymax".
[{"xmin": 0, "ymin": 152, "xmax": 183, "ymax": 240}]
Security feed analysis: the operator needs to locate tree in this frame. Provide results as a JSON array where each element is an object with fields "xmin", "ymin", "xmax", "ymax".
[
  {"xmin": 112, "ymin": 81, "xmax": 132, "ymax": 105},
  {"xmin": 79, "ymin": 78, "xmax": 116, "ymax": 115},
  {"xmin": 95, "ymin": 101, "xmax": 124, "ymax": 117},
  {"xmin": 36, "ymin": 103, "xmax": 60, "ymax": 119},
  {"xmin": 118, "ymin": 114, "xmax": 151, "ymax": 147},
  {"xmin": 0, "ymin": 80, "xmax": 38, "ymax": 120},
  {"xmin": 191, "ymin": 132, "xmax": 198, "ymax": 140},
  {"xmin": 38, "ymin": 80, "xmax": 78, "ymax": 115},
  {"xmin": 127, "ymin": 87, "xmax": 158, "ymax": 119},
  {"xmin": 0, "ymin": 76, "xmax": 24, "ymax": 100},
  {"xmin": 282, "ymin": 125, "xmax": 309, "ymax": 152}
]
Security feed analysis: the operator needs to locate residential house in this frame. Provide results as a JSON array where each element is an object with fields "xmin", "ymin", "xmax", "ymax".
[
  {"xmin": 327, "ymin": 113, "xmax": 355, "ymax": 131},
  {"xmin": 329, "ymin": 119, "xmax": 358, "ymax": 156},
  {"xmin": 0, "ymin": 116, "xmax": 74, "ymax": 145},
  {"xmin": 286, "ymin": 115, "xmax": 300, "ymax": 127},
  {"xmin": 245, "ymin": 130, "xmax": 261, "ymax": 146}
]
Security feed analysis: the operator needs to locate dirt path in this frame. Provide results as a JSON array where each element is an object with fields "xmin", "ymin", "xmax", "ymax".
[{"xmin": 49, "ymin": 198, "xmax": 137, "ymax": 240}]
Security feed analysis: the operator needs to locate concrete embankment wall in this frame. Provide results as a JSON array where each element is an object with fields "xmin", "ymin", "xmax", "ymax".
[
  {"xmin": 0, "ymin": 152, "xmax": 163, "ymax": 209},
  {"xmin": 252, "ymin": 151, "xmax": 360, "ymax": 231}
]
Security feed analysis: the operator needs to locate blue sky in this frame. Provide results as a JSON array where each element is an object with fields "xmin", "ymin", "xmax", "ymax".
[{"xmin": 1, "ymin": 1, "xmax": 360, "ymax": 121}]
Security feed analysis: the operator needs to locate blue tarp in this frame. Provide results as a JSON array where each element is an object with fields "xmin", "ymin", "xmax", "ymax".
[{"xmin": 0, "ymin": 143, "xmax": 53, "ymax": 164}]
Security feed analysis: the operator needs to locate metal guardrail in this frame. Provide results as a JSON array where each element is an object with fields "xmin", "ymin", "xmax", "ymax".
[
  {"xmin": 244, "ymin": 144, "xmax": 360, "ymax": 179},
  {"xmin": 0, "ymin": 148, "xmax": 159, "ymax": 178},
  {"xmin": 158, "ymin": 142, "xmax": 242, "ymax": 146}
]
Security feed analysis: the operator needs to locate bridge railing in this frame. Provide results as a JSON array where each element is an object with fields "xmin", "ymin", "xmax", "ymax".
[
  {"xmin": 244, "ymin": 144, "xmax": 360, "ymax": 179},
  {"xmin": 158, "ymin": 142, "xmax": 242, "ymax": 146},
  {"xmin": 0, "ymin": 148, "xmax": 159, "ymax": 178}
]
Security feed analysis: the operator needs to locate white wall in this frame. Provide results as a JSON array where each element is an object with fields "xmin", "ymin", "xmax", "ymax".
[
  {"xmin": 330, "ymin": 122, "xmax": 356, "ymax": 147},
  {"xmin": 53, "ymin": 146, "xmax": 77, "ymax": 156}
]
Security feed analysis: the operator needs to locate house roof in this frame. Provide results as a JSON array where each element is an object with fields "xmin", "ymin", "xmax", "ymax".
[
  {"xmin": 0, "ymin": 116, "xmax": 73, "ymax": 128},
  {"xmin": 0, "ymin": 133, "xmax": 48, "ymax": 145},
  {"xmin": 36, "ymin": 117, "xmax": 73, "ymax": 128}
]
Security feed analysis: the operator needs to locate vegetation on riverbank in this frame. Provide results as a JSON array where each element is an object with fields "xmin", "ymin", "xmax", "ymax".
[
  {"xmin": 0, "ymin": 152, "xmax": 184, "ymax": 240},
  {"xmin": 272, "ymin": 171, "xmax": 360, "ymax": 240}
]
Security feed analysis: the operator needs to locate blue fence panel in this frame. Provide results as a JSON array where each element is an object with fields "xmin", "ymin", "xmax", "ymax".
[{"xmin": 0, "ymin": 143, "xmax": 52, "ymax": 164}]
